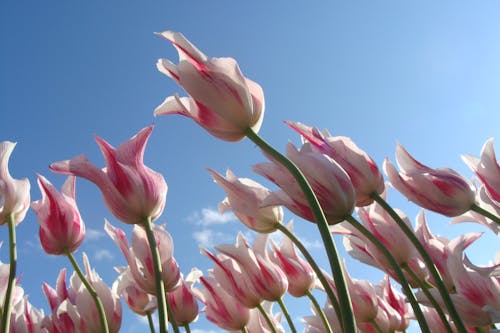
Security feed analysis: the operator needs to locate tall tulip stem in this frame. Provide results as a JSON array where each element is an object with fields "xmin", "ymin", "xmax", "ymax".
[
  {"xmin": 370, "ymin": 192, "xmax": 468, "ymax": 333},
  {"xmin": 142, "ymin": 216, "xmax": 168, "ymax": 333},
  {"xmin": 306, "ymin": 290, "xmax": 333, "ymax": 333},
  {"xmin": 470, "ymin": 204, "xmax": 500, "ymax": 225},
  {"xmin": 275, "ymin": 223, "xmax": 342, "ymax": 323},
  {"xmin": 183, "ymin": 323, "xmax": 191, "ymax": 333},
  {"xmin": 277, "ymin": 297, "xmax": 297, "ymax": 333},
  {"xmin": 146, "ymin": 311, "xmax": 156, "ymax": 333},
  {"xmin": 402, "ymin": 264, "xmax": 453, "ymax": 333},
  {"xmin": 1, "ymin": 214, "xmax": 17, "ymax": 333},
  {"xmin": 345, "ymin": 215, "xmax": 431, "ymax": 333},
  {"xmin": 245, "ymin": 127, "xmax": 356, "ymax": 333},
  {"xmin": 66, "ymin": 251, "xmax": 109, "ymax": 333},
  {"xmin": 256, "ymin": 303, "xmax": 278, "ymax": 333}
]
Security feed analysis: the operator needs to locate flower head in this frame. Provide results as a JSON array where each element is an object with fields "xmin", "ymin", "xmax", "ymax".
[
  {"xmin": 384, "ymin": 144, "xmax": 475, "ymax": 217},
  {"xmin": 31, "ymin": 175, "xmax": 85, "ymax": 255},
  {"xmin": 0, "ymin": 141, "xmax": 30, "ymax": 226},
  {"xmin": 50, "ymin": 126, "xmax": 167, "ymax": 224},
  {"xmin": 154, "ymin": 31, "xmax": 265, "ymax": 142}
]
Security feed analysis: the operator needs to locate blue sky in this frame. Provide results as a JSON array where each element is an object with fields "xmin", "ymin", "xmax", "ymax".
[{"xmin": 1, "ymin": 1, "xmax": 499, "ymax": 332}]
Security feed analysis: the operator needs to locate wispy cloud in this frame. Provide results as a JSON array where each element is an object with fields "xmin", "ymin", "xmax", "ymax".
[
  {"xmin": 192, "ymin": 229, "xmax": 234, "ymax": 248},
  {"xmin": 86, "ymin": 228, "xmax": 106, "ymax": 241},
  {"xmin": 94, "ymin": 249, "xmax": 114, "ymax": 261},
  {"xmin": 188, "ymin": 207, "xmax": 236, "ymax": 227}
]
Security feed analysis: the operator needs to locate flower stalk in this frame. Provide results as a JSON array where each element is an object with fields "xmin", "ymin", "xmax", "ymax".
[
  {"xmin": 245, "ymin": 127, "xmax": 356, "ymax": 333},
  {"xmin": 306, "ymin": 290, "xmax": 333, "ymax": 333},
  {"xmin": 143, "ymin": 216, "xmax": 168, "ymax": 333},
  {"xmin": 1, "ymin": 214, "xmax": 17, "ymax": 333},
  {"xmin": 277, "ymin": 297, "xmax": 297, "ymax": 333},
  {"xmin": 470, "ymin": 203, "xmax": 500, "ymax": 225}
]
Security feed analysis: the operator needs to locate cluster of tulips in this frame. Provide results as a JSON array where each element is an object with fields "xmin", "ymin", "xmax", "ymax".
[{"xmin": 0, "ymin": 30, "xmax": 499, "ymax": 333}]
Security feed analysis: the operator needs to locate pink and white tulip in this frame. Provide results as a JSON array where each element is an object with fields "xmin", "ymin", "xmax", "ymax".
[
  {"xmin": 462, "ymin": 138, "xmax": 500, "ymax": 204},
  {"xmin": 155, "ymin": 31, "xmax": 265, "ymax": 142},
  {"xmin": 50, "ymin": 126, "xmax": 167, "ymax": 224},
  {"xmin": 286, "ymin": 121, "xmax": 385, "ymax": 206},
  {"xmin": 452, "ymin": 185, "xmax": 500, "ymax": 236},
  {"xmin": 105, "ymin": 220, "xmax": 181, "ymax": 294},
  {"xmin": 0, "ymin": 141, "xmax": 30, "ymax": 225},
  {"xmin": 269, "ymin": 221, "xmax": 316, "ymax": 297},
  {"xmin": 215, "ymin": 233, "xmax": 288, "ymax": 303},
  {"xmin": 384, "ymin": 144, "xmax": 475, "ymax": 217},
  {"xmin": 196, "ymin": 272, "xmax": 250, "ymax": 331},
  {"xmin": 254, "ymin": 142, "xmax": 355, "ymax": 224},
  {"xmin": 168, "ymin": 268, "xmax": 202, "ymax": 325},
  {"xmin": 209, "ymin": 168, "xmax": 284, "ymax": 233},
  {"xmin": 31, "ymin": 175, "xmax": 85, "ymax": 255},
  {"xmin": 114, "ymin": 267, "xmax": 156, "ymax": 316},
  {"xmin": 9, "ymin": 296, "xmax": 45, "ymax": 333}
]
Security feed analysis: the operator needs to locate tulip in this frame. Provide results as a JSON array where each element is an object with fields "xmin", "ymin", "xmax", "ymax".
[
  {"xmin": 286, "ymin": 121, "xmax": 385, "ymax": 206},
  {"xmin": 9, "ymin": 296, "xmax": 45, "ymax": 333},
  {"xmin": 384, "ymin": 143, "xmax": 475, "ymax": 217},
  {"xmin": 196, "ymin": 272, "xmax": 250, "ymax": 331},
  {"xmin": 269, "ymin": 222, "xmax": 316, "ymax": 297},
  {"xmin": 462, "ymin": 138, "xmax": 500, "ymax": 204},
  {"xmin": 215, "ymin": 233, "xmax": 288, "ymax": 303},
  {"xmin": 114, "ymin": 267, "xmax": 156, "ymax": 316},
  {"xmin": 167, "ymin": 268, "xmax": 202, "ymax": 325},
  {"xmin": 208, "ymin": 168, "xmax": 283, "ymax": 233},
  {"xmin": 154, "ymin": 31, "xmax": 265, "ymax": 142},
  {"xmin": 254, "ymin": 142, "xmax": 355, "ymax": 224},
  {"xmin": 31, "ymin": 175, "xmax": 85, "ymax": 255},
  {"xmin": 50, "ymin": 126, "xmax": 167, "ymax": 224},
  {"xmin": 105, "ymin": 220, "xmax": 181, "ymax": 294},
  {"xmin": 0, "ymin": 141, "xmax": 30, "ymax": 226},
  {"xmin": 452, "ymin": 185, "xmax": 500, "ymax": 236},
  {"xmin": 415, "ymin": 210, "xmax": 482, "ymax": 290}
]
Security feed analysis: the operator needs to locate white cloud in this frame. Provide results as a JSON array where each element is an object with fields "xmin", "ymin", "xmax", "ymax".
[
  {"xmin": 188, "ymin": 207, "xmax": 236, "ymax": 227},
  {"xmin": 86, "ymin": 228, "xmax": 106, "ymax": 241},
  {"xmin": 192, "ymin": 229, "xmax": 234, "ymax": 248},
  {"xmin": 301, "ymin": 238, "xmax": 323, "ymax": 250},
  {"xmin": 94, "ymin": 249, "xmax": 114, "ymax": 261}
]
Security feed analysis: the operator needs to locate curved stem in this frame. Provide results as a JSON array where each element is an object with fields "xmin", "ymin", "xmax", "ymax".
[
  {"xmin": 470, "ymin": 204, "xmax": 500, "ymax": 225},
  {"xmin": 306, "ymin": 290, "xmax": 333, "ymax": 333},
  {"xmin": 370, "ymin": 192, "xmax": 468, "ymax": 333},
  {"xmin": 166, "ymin": 297, "xmax": 180, "ymax": 333},
  {"xmin": 275, "ymin": 223, "xmax": 342, "ymax": 323},
  {"xmin": 246, "ymin": 127, "xmax": 355, "ymax": 333},
  {"xmin": 1, "ymin": 214, "xmax": 17, "ymax": 333},
  {"xmin": 146, "ymin": 311, "xmax": 156, "ymax": 333},
  {"xmin": 402, "ymin": 264, "xmax": 453, "ymax": 333},
  {"xmin": 256, "ymin": 303, "xmax": 278, "ymax": 333},
  {"xmin": 183, "ymin": 323, "xmax": 191, "ymax": 333},
  {"xmin": 143, "ymin": 216, "xmax": 168, "ymax": 333},
  {"xmin": 277, "ymin": 297, "xmax": 297, "ymax": 333},
  {"xmin": 66, "ymin": 251, "xmax": 109, "ymax": 333},
  {"xmin": 345, "ymin": 215, "xmax": 431, "ymax": 333}
]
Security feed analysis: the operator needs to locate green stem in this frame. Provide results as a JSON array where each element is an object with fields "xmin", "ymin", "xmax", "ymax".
[
  {"xmin": 166, "ymin": 297, "xmax": 180, "ymax": 333},
  {"xmin": 246, "ymin": 127, "xmax": 356, "ymax": 333},
  {"xmin": 402, "ymin": 264, "xmax": 453, "ymax": 333},
  {"xmin": 66, "ymin": 251, "xmax": 109, "ymax": 333},
  {"xmin": 256, "ymin": 303, "xmax": 278, "ymax": 333},
  {"xmin": 470, "ymin": 203, "xmax": 500, "ymax": 225},
  {"xmin": 241, "ymin": 326, "xmax": 249, "ymax": 333},
  {"xmin": 370, "ymin": 192, "xmax": 468, "ymax": 333},
  {"xmin": 475, "ymin": 327, "xmax": 488, "ymax": 333},
  {"xmin": 275, "ymin": 223, "xmax": 342, "ymax": 324},
  {"xmin": 277, "ymin": 298, "xmax": 297, "ymax": 333},
  {"xmin": 370, "ymin": 319, "xmax": 385, "ymax": 333},
  {"xmin": 1, "ymin": 214, "xmax": 17, "ymax": 333},
  {"xmin": 345, "ymin": 216, "xmax": 431, "ymax": 333},
  {"xmin": 183, "ymin": 323, "xmax": 191, "ymax": 333},
  {"xmin": 146, "ymin": 311, "xmax": 156, "ymax": 333},
  {"xmin": 306, "ymin": 290, "xmax": 333, "ymax": 333},
  {"xmin": 143, "ymin": 216, "xmax": 168, "ymax": 333}
]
